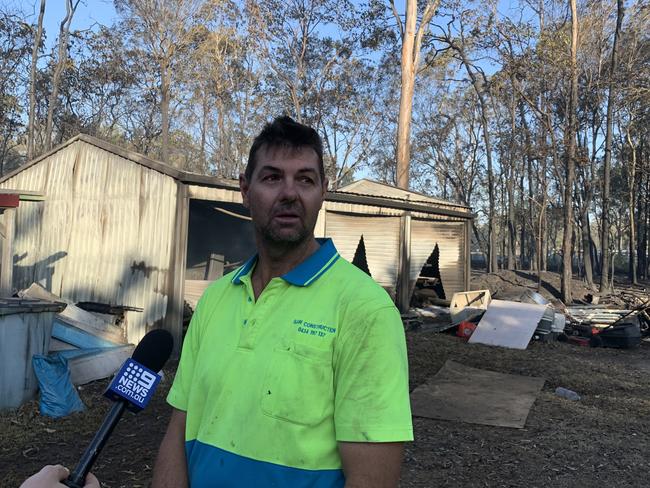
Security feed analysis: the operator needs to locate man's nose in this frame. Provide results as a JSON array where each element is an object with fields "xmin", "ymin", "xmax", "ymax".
[{"xmin": 278, "ymin": 177, "xmax": 299, "ymax": 201}]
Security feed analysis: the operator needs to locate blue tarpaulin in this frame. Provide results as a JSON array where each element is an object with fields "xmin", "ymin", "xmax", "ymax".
[{"xmin": 32, "ymin": 354, "xmax": 85, "ymax": 418}]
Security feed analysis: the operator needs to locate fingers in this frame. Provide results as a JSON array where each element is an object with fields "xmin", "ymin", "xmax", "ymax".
[
  {"xmin": 19, "ymin": 464, "xmax": 70, "ymax": 488},
  {"xmin": 84, "ymin": 472, "xmax": 101, "ymax": 488},
  {"xmin": 48, "ymin": 464, "xmax": 70, "ymax": 481}
]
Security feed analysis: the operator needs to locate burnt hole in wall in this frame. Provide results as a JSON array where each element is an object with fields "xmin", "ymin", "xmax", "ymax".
[
  {"xmin": 351, "ymin": 235, "xmax": 371, "ymax": 277},
  {"xmin": 410, "ymin": 243, "xmax": 446, "ymax": 307}
]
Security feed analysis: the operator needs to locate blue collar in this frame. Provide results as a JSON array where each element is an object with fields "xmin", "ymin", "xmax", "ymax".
[{"xmin": 231, "ymin": 238, "xmax": 340, "ymax": 287}]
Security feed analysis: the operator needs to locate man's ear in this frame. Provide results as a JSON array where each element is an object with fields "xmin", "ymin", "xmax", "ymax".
[
  {"xmin": 322, "ymin": 177, "xmax": 329, "ymax": 197},
  {"xmin": 239, "ymin": 174, "xmax": 249, "ymax": 208}
]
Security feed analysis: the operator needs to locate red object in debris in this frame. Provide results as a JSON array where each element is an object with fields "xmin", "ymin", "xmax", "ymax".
[
  {"xmin": 457, "ymin": 321, "xmax": 477, "ymax": 341},
  {"xmin": 567, "ymin": 336, "xmax": 591, "ymax": 347},
  {"xmin": 0, "ymin": 194, "xmax": 19, "ymax": 208}
]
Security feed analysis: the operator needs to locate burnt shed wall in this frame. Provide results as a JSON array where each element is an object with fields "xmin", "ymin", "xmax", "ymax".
[{"xmin": 0, "ymin": 140, "xmax": 178, "ymax": 343}]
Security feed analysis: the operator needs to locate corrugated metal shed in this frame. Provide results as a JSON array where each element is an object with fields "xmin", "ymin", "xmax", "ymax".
[
  {"xmin": 0, "ymin": 134, "xmax": 474, "ymax": 352},
  {"xmin": 0, "ymin": 136, "xmax": 178, "ymax": 344}
]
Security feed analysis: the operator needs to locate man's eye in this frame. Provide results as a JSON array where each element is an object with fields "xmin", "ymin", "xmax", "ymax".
[
  {"xmin": 299, "ymin": 176, "xmax": 315, "ymax": 184},
  {"xmin": 263, "ymin": 174, "xmax": 280, "ymax": 181}
]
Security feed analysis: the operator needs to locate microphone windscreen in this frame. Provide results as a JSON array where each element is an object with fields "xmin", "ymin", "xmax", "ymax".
[{"xmin": 132, "ymin": 329, "xmax": 174, "ymax": 372}]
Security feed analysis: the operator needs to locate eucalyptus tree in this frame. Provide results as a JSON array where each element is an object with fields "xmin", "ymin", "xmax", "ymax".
[
  {"xmin": 560, "ymin": 0, "xmax": 579, "ymax": 304},
  {"xmin": 114, "ymin": 0, "xmax": 218, "ymax": 164},
  {"xmin": 412, "ymin": 86, "xmax": 487, "ymax": 254},
  {"xmin": 598, "ymin": 0, "xmax": 624, "ymax": 293},
  {"xmin": 44, "ymin": 0, "xmax": 80, "ymax": 151},
  {"xmin": 0, "ymin": 9, "xmax": 33, "ymax": 172},
  {"xmin": 245, "ymin": 0, "xmax": 358, "ymax": 122},
  {"xmin": 27, "ymin": 0, "xmax": 45, "ymax": 160},
  {"xmin": 246, "ymin": 0, "xmax": 384, "ymax": 185},
  {"xmin": 434, "ymin": 8, "xmax": 500, "ymax": 272},
  {"xmin": 392, "ymin": 0, "xmax": 440, "ymax": 190}
]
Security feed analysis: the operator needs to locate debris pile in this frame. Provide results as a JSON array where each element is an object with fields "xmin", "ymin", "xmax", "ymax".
[
  {"xmin": 1, "ymin": 283, "xmax": 141, "ymax": 415},
  {"xmin": 408, "ymin": 285, "xmax": 650, "ymax": 351}
]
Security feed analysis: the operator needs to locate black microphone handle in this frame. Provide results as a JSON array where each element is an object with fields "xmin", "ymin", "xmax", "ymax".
[{"xmin": 63, "ymin": 400, "xmax": 127, "ymax": 488}]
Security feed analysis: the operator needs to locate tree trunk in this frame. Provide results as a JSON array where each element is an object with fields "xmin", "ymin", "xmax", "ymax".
[
  {"xmin": 45, "ymin": 0, "xmax": 77, "ymax": 151},
  {"xmin": 217, "ymin": 103, "xmax": 225, "ymax": 172},
  {"xmin": 506, "ymin": 85, "xmax": 517, "ymax": 270},
  {"xmin": 561, "ymin": 0, "xmax": 579, "ymax": 304},
  {"xmin": 580, "ymin": 205, "xmax": 593, "ymax": 286},
  {"xmin": 395, "ymin": 0, "xmax": 417, "ymax": 190},
  {"xmin": 27, "ymin": 0, "xmax": 46, "ymax": 160},
  {"xmin": 627, "ymin": 128, "xmax": 638, "ymax": 284},
  {"xmin": 199, "ymin": 93, "xmax": 209, "ymax": 173},
  {"xmin": 161, "ymin": 63, "xmax": 170, "ymax": 163},
  {"xmin": 599, "ymin": 0, "xmax": 624, "ymax": 293},
  {"xmin": 638, "ymin": 140, "xmax": 648, "ymax": 279},
  {"xmin": 394, "ymin": 0, "xmax": 439, "ymax": 190},
  {"xmin": 523, "ymin": 109, "xmax": 536, "ymax": 271},
  {"xmin": 507, "ymin": 173, "xmax": 516, "ymax": 270},
  {"xmin": 457, "ymin": 52, "xmax": 497, "ymax": 272},
  {"xmin": 520, "ymin": 171, "xmax": 526, "ymax": 269}
]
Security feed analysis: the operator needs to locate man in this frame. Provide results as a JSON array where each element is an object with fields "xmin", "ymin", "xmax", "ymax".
[{"xmin": 152, "ymin": 116, "xmax": 412, "ymax": 487}]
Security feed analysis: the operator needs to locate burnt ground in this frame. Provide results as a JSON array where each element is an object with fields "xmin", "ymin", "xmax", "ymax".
[{"xmin": 2, "ymin": 270, "xmax": 650, "ymax": 488}]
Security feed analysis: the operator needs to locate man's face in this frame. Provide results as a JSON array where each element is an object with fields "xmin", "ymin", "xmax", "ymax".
[{"xmin": 240, "ymin": 144, "xmax": 327, "ymax": 246}]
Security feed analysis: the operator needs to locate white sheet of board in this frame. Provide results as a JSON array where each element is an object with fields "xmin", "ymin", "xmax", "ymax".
[{"xmin": 468, "ymin": 299, "xmax": 548, "ymax": 349}]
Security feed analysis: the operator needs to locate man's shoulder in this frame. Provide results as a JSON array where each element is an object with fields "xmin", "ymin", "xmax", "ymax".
[{"xmin": 326, "ymin": 257, "xmax": 396, "ymax": 311}]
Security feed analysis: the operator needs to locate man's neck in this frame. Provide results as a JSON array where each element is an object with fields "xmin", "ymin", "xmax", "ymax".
[{"xmin": 251, "ymin": 237, "xmax": 320, "ymax": 298}]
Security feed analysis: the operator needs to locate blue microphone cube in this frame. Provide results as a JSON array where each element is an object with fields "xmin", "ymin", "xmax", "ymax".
[{"xmin": 104, "ymin": 358, "xmax": 161, "ymax": 411}]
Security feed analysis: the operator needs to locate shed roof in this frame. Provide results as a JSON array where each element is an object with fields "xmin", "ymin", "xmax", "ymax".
[
  {"xmin": 336, "ymin": 179, "xmax": 470, "ymax": 210},
  {"xmin": 1, "ymin": 134, "xmax": 473, "ymax": 219}
]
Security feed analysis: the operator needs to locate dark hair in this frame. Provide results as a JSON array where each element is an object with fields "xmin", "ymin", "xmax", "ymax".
[{"xmin": 245, "ymin": 116, "xmax": 324, "ymax": 182}]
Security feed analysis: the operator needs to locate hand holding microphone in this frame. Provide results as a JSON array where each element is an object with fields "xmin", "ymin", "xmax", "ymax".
[{"xmin": 20, "ymin": 465, "xmax": 99, "ymax": 488}]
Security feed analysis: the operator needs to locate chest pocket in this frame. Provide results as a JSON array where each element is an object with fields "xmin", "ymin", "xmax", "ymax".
[{"xmin": 261, "ymin": 341, "xmax": 334, "ymax": 426}]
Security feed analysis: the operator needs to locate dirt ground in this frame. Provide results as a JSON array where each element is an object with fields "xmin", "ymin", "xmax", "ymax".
[{"xmin": 2, "ymin": 270, "xmax": 650, "ymax": 487}]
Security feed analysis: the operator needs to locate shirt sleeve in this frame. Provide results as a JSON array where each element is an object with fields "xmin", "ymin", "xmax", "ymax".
[
  {"xmin": 166, "ymin": 295, "xmax": 206, "ymax": 412},
  {"xmin": 333, "ymin": 304, "xmax": 413, "ymax": 442}
]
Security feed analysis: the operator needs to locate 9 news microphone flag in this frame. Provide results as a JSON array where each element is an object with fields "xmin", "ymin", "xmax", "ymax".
[{"xmin": 63, "ymin": 329, "xmax": 173, "ymax": 488}]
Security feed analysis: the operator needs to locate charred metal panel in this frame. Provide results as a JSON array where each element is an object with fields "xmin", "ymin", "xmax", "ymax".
[
  {"xmin": 410, "ymin": 220, "xmax": 466, "ymax": 298},
  {"xmin": 0, "ymin": 140, "xmax": 178, "ymax": 343}
]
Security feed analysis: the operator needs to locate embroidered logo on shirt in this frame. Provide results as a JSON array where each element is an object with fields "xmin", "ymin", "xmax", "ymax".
[{"xmin": 293, "ymin": 319, "xmax": 336, "ymax": 337}]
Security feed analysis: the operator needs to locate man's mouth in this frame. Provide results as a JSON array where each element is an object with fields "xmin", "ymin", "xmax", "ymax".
[{"xmin": 274, "ymin": 213, "xmax": 300, "ymax": 221}]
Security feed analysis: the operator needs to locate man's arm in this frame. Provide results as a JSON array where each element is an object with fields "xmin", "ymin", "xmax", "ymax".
[
  {"xmin": 151, "ymin": 408, "xmax": 188, "ymax": 488},
  {"xmin": 338, "ymin": 441, "xmax": 404, "ymax": 488}
]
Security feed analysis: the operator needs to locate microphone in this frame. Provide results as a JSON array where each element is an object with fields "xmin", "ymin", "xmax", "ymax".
[{"xmin": 63, "ymin": 329, "xmax": 174, "ymax": 488}]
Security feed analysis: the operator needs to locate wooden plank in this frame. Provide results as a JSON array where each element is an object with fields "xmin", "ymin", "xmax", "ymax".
[
  {"xmin": 52, "ymin": 319, "xmax": 121, "ymax": 349},
  {"xmin": 166, "ymin": 182, "xmax": 189, "ymax": 358},
  {"xmin": 0, "ymin": 194, "xmax": 19, "ymax": 207},
  {"xmin": 19, "ymin": 283, "xmax": 125, "ymax": 343},
  {"xmin": 0, "ymin": 189, "xmax": 46, "ymax": 201},
  {"xmin": 66, "ymin": 345, "xmax": 135, "ymax": 385},
  {"xmin": 0, "ymin": 208, "xmax": 16, "ymax": 295},
  {"xmin": 397, "ymin": 212, "xmax": 411, "ymax": 313}
]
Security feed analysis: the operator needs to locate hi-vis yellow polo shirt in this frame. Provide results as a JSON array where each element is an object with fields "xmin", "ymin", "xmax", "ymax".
[{"xmin": 167, "ymin": 238, "xmax": 413, "ymax": 487}]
